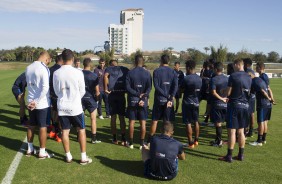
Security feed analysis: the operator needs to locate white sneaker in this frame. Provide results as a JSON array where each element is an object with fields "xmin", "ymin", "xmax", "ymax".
[
  {"xmin": 99, "ymin": 116, "xmax": 104, "ymax": 120},
  {"xmin": 139, "ymin": 145, "xmax": 143, "ymax": 150},
  {"xmin": 38, "ymin": 151, "xmax": 54, "ymax": 159},
  {"xmin": 249, "ymin": 141, "xmax": 263, "ymax": 146},
  {"xmin": 128, "ymin": 144, "xmax": 134, "ymax": 149},
  {"xmin": 263, "ymin": 141, "xmax": 266, "ymax": 144},
  {"xmin": 80, "ymin": 157, "xmax": 92, "ymax": 165}
]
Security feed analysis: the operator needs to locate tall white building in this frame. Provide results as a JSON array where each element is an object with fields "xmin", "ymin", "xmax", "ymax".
[{"xmin": 108, "ymin": 8, "xmax": 144, "ymax": 55}]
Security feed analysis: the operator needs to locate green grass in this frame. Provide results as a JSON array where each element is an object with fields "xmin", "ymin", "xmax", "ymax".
[{"xmin": 1, "ymin": 62, "xmax": 282, "ymax": 184}]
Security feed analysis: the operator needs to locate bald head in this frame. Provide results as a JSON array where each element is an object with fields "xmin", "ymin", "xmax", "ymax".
[{"xmin": 38, "ymin": 51, "xmax": 51, "ymax": 66}]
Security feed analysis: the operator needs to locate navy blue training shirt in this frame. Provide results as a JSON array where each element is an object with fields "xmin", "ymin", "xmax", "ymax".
[
  {"xmin": 49, "ymin": 63, "xmax": 61, "ymax": 97},
  {"xmin": 175, "ymin": 70, "xmax": 184, "ymax": 87},
  {"xmin": 126, "ymin": 66, "xmax": 152, "ymax": 107},
  {"xmin": 259, "ymin": 73, "xmax": 270, "ymax": 86},
  {"xmin": 228, "ymin": 71, "xmax": 252, "ymax": 109},
  {"xmin": 153, "ymin": 66, "xmax": 178, "ymax": 105},
  {"xmin": 82, "ymin": 70, "xmax": 99, "ymax": 98},
  {"xmin": 181, "ymin": 73, "xmax": 202, "ymax": 106},
  {"xmin": 210, "ymin": 74, "xmax": 228, "ymax": 109},
  {"xmin": 105, "ymin": 66, "xmax": 129, "ymax": 92},
  {"xmin": 12, "ymin": 72, "xmax": 27, "ymax": 93},
  {"xmin": 252, "ymin": 77, "xmax": 272, "ymax": 109},
  {"xmin": 150, "ymin": 134, "xmax": 183, "ymax": 178}
]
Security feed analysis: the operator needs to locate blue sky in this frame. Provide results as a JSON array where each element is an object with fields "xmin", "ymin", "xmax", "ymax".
[{"xmin": 0, "ymin": 0, "xmax": 281, "ymax": 55}]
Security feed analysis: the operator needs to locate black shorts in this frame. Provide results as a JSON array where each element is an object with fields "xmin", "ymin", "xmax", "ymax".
[
  {"xmin": 257, "ymin": 108, "xmax": 271, "ymax": 123},
  {"xmin": 174, "ymin": 90, "xmax": 182, "ymax": 99},
  {"xmin": 82, "ymin": 96, "xmax": 98, "ymax": 113},
  {"xmin": 108, "ymin": 93, "xmax": 126, "ymax": 116},
  {"xmin": 248, "ymin": 98, "xmax": 255, "ymax": 114},
  {"xmin": 59, "ymin": 113, "xmax": 85, "ymax": 130},
  {"xmin": 152, "ymin": 103, "xmax": 175, "ymax": 121},
  {"xmin": 29, "ymin": 107, "xmax": 51, "ymax": 127},
  {"xmin": 211, "ymin": 108, "xmax": 227, "ymax": 124},
  {"xmin": 50, "ymin": 97, "xmax": 58, "ymax": 111},
  {"xmin": 127, "ymin": 106, "xmax": 148, "ymax": 120},
  {"xmin": 226, "ymin": 107, "xmax": 248, "ymax": 129},
  {"xmin": 12, "ymin": 87, "xmax": 22, "ymax": 100},
  {"xmin": 182, "ymin": 104, "xmax": 199, "ymax": 124}
]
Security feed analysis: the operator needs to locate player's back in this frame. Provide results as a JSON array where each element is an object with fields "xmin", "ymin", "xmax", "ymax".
[
  {"xmin": 182, "ymin": 73, "xmax": 202, "ymax": 105},
  {"xmin": 82, "ymin": 70, "xmax": 98, "ymax": 97}
]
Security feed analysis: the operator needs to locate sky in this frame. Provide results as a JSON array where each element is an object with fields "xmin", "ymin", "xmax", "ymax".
[{"xmin": 0, "ymin": 0, "xmax": 281, "ymax": 55}]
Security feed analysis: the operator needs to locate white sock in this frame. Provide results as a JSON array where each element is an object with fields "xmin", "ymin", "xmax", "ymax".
[
  {"xmin": 66, "ymin": 152, "xmax": 72, "ymax": 160},
  {"xmin": 81, "ymin": 152, "xmax": 86, "ymax": 161},
  {"xmin": 27, "ymin": 142, "xmax": 34, "ymax": 152},
  {"xmin": 39, "ymin": 148, "xmax": 45, "ymax": 155}
]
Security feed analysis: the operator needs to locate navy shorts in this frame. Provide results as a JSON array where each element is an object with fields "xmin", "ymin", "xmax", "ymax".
[
  {"xmin": 257, "ymin": 108, "xmax": 271, "ymax": 123},
  {"xmin": 50, "ymin": 96, "xmax": 58, "ymax": 111},
  {"xmin": 152, "ymin": 103, "xmax": 175, "ymax": 121},
  {"xmin": 82, "ymin": 96, "xmax": 98, "ymax": 113},
  {"xmin": 182, "ymin": 104, "xmax": 199, "ymax": 124},
  {"xmin": 108, "ymin": 93, "xmax": 126, "ymax": 116},
  {"xmin": 127, "ymin": 106, "xmax": 148, "ymax": 120},
  {"xmin": 59, "ymin": 113, "xmax": 85, "ymax": 130},
  {"xmin": 12, "ymin": 87, "xmax": 22, "ymax": 100},
  {"xmin": 226, "ymin": 106, "xmax": 248, "ymax": 129},
  {"xmin": 248, "ymin": 98, "xmax": 255, "ymax": 114},
  {"xmin": 211, "ymin": 108, "xmax": 227, "ymax": 124},
  {"xmin": 144, "ymin": 159, "xmax": 177, "ymax": 180},
  {"xmin": 29, "ymin": 107, "xmax": 51, "ymax": 127}
]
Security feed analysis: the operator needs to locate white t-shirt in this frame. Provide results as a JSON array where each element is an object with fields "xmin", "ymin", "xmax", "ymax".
[
  {"xmin": 53, "ymin": 65, "xmax": 85, "ymax": 116},
  {"xmin": 26, "ymin": 61, "xmax": 50, "ymax": 109}
]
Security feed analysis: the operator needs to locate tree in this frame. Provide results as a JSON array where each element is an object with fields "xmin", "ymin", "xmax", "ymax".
[
  {"xmin": 236, "ymin": 49, "xmax": 252, "ymax": 60},
  {"xmin": 226, "ymin": 52, "xmax": 236, "ymax": 62},
  {"xmin": 98, "ymin": 47, "xmax": 115, "ymax": 66},
  {"xmin": 186, "ymin": 48, "xmax": 204, "ymax": 63},
  {"xmin": 267, "ymin": 51, "xmax": 280, "ymax": 63},
  {"xmin": 210, "ymin": 44, "xmax": 228, "ymax": 62},
  {"xmin": 253, "ymin": 52, "xmax": 267, "ymax": 62},
  {"xmin": 204, "ymin": 47, "xmax": 210, "ymax": 55}
]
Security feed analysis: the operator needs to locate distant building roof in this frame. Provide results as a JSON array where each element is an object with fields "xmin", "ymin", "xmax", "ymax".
[{"xmin": 122, "ymin": 8, "xmax": 143, "ymax": 11}]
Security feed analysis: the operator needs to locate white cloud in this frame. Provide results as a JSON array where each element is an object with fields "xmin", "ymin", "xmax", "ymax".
[
  {"xmin": 0, "ymin": 0, "xmax": 112, "ymax": 13},
  {"xmin": 144, "ymin": 32, "xmax": 200, "ymax": 42}
]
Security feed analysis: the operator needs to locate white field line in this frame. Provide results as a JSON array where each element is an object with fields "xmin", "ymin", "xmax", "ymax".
[{"xmin": 1, "ymin": 137, "xmax": 27, "ymax": 184}]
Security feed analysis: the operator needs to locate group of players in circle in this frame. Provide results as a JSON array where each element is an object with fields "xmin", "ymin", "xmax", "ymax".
[{"xmin": 11, "ymin": 49, "xmax": 275, "ymax": 180}]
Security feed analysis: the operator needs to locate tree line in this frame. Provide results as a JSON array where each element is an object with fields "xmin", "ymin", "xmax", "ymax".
[{"xmin": 0, "ymin": 45, "xmax": 281, "ymax": 63}]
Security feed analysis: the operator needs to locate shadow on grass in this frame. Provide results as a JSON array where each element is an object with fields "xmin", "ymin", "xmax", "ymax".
[{"xmin": 95, "ymin": 156, "xmax": 145, "ymax": 178}]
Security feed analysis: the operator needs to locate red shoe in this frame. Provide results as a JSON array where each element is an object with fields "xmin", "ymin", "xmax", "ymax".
[
  {"xmin": 194, "ymin": 141, "xmax": 199, "ymax": 146},
  {"xmin": 49, "ymin": 131, "xmax": 56, "ymax": 139},
  {"xmin": 55, "ymin": 134, "xmax": 62, "ymax": 142}
]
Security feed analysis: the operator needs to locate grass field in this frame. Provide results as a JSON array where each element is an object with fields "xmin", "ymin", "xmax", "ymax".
[{"xmin": 0, "ymin": 62, "xmax": 282, "ymax": 184}]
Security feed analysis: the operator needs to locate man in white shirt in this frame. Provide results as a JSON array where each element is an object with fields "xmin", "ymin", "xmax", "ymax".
[
  {"xmin": 53, "ymin": 49, "xmax": 92, "ymax": 165},
  {"xmin": 25, "ymin": 51, "xmax": 51, "ymax": 159}
]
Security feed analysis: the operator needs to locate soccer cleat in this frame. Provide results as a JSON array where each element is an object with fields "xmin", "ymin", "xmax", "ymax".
[
  {"xmin": 106, "ymin": 115, "xmax": 111, "ymax": 118},
  {"xmin": 98, "ymin": 116, "xmax": 104, "ymax": 120},
  {"xmin": 128, "ymin": 144, "xmax": 134, "ymax": 149},
  {"xmin": 183, "ymin": 143, "xmax": 194, "ymax": 149},
  {"xmin": 91, "ymin": 139, "xmax": 101, "ymax": 144},
  {"xmin": 263, "ymin": 141, "xmax": 266, "ymax": 144},
  {"xmin": 38, "ymin": 151, "xmax": 52, "ymax": 159},
  {"xmin": 212, "ymin": 141, "xmax": 223, "ymax": 148},
  {"xmin": 234, "ymin": 154, "xmax": 244, "ymax": 161},
  {"xmin": 55, "ymin": 134, "xmax": 62, "ymax": 142},
  {"xmin": 26, "ymin": 150, "xmax": 34, "ymax": 157},
  {"xmin": 121, "ymin": 141, "xmax": 129, "ymax": 147},
  {"xmin": 139, "ymin": 145, "xmax": 143, "ymax": 150},
  {"xmin": 66, "ymin": 157, "xmax": 72, "ymax": 163},
  {"xmin": 249, "ymin": 141, "xmax": 263, "ymax": 146},
  {"xmin": 112, "ymin": 140, "xmax": 118, "ymax": 145},
  {"xmin": 49, "ymin": 131, "xmax": 56, "ymax": 139},
  {"xmin": 80, "ymin": 157, "xmax": 92, "ymax": 165},
  {"xmin": 246, "ymin": 132, "xmax": 253, "ymax": 138},
  {"xmin": 219, "ymin": 155, "xmax": 233, "ymax": 163},
  {"xmin": 194, "ymin": 141, "xmax": 199, "ymax": 146}
]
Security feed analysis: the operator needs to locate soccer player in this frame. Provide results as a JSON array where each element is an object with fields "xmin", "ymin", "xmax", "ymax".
[
  {"xmin": 53, "ymin": 49, "xmax": 92, "ymax": 164},
  {"xmin": 94, "ymin": 58, "xmax": 110, "ymax": 119},
  {"xmin": 48, "ymin": 54, "xmax": 63, "ymax": 142},
  {"xmin": 104, "ymin": 59, "xmax": 129, "ymax": 145},
  {"xmin": 142, "ymin": 121, "xmax": 185, "ymax": 180},
  {"xmin": 126, "ymin": 54, "xmax": 152, "ymax": 149},
  {"xmin": 148, "ymin": 54, "xmax": 178, "ymax": 142},
  {"xmin": 174, "ymin": 61, "xmax": 184, "ymax": 114},
  {"xmin": 181, "ymin": 60, "xmax": 202, "ymax": 148},
  {"xmin": 243, "ymin": 58, "xmax": 256, "ymax": 137},
  {"xmin": 249, "ymin": 63, "xmax": 275, "ymax": 146},
  {"xmin": 209, "ymin": 62, "xmax": 228, "ymax": 147},
  {"xmin": 220, "ymin": 59, "xmax": 252, "ymax": 162},
  {"xmin": 12, "ymin": 72, "xmax": 28, "ymax": 125},
  {"xmin": 25, "ymin": 51, "xmax": 51, "ymax": 159},
  {"xmin": 82, "ymin": 58, "xmax": 101, "ymax": 144},
  {"xmin": 74, "ymin": 58, "xmax": 83, "ymax": 70}
]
